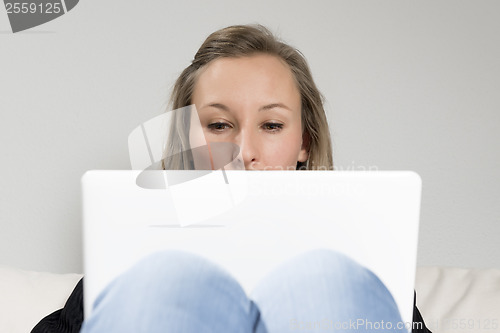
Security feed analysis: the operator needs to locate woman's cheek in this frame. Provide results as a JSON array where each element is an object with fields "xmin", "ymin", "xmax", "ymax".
[{"xmin": 263, "ymin": 140, "xmax": 299, "ymax": 169}]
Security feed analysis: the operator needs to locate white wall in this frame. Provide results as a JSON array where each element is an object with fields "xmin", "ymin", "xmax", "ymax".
[{"xmin": 1, "ymin": 0, "xmax": 499, "ymax": 273}]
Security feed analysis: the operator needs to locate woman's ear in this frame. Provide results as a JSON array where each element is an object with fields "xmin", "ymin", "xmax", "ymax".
[{"xmin": 298, "ymin": 131, "xmax": 311, "ymax": 163}]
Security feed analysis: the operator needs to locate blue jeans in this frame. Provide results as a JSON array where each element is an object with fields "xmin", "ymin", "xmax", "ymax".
[{"xmin": 81, "ymin": 249, "xmax": 404, "ymax": 332}]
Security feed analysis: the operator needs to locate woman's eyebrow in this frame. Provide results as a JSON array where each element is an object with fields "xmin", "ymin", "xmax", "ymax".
[
  {"xmin": 259, "ymin": 103, "xmax": 292, "ymax": 112},
  {"xmin": 201, "ymin": 103, "xmax": 292, "ymax": 112},
  {"xmin": 202, "ymin": 103, "xmax": 230, "ymax": 111}
]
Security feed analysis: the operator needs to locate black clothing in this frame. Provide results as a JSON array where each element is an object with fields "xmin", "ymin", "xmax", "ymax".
[{"xmin": 32, "ymin": 279, "xmax": 84, "ymax": 333}]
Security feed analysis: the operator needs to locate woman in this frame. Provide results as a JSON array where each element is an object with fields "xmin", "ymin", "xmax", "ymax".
[
  {"xmin": 33, "ymin": 24, "xmax": 430, "ymax": 333},
  {"xmin": 162, "ymin": 24, "xmax": 331, "ymax": 172}
]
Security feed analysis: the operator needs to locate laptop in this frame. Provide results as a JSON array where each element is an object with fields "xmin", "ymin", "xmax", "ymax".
[{"xmin": 82, "ymin": 169, "xmax": 421, "ymax": 327}]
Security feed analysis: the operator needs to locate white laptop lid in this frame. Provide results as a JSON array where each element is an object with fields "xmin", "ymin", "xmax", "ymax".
[{"xmin": 82, "ymin": 170, "xmax": 421, "ymax": 327}]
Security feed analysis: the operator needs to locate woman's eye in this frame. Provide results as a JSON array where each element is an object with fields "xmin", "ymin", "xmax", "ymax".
[
  {"xmin": 262, "ymin": 122, "xmax": 284, "ymax": 132},
  {"xmin": 207, "ymin": 122, "xmax": 232, "ymax": 133}
]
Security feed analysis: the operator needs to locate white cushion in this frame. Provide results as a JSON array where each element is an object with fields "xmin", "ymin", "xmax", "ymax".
[
  {"xmin": 415, "ymin": 266, "xmax": 500, "ymax": 333},
  {"xmin": 0, "ymin": 265, "xmax": 82, "ymax": 333}
]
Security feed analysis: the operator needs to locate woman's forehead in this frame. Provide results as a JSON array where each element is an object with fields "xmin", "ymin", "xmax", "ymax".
[{"xmin": 192, "ymin": 54, "xmax": 301, "ymax": 109}]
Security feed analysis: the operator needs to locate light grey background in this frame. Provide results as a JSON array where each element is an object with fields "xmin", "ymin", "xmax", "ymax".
[{"xmin": 1, "ymin": 0, "xmax": 499, "ymax": 274}]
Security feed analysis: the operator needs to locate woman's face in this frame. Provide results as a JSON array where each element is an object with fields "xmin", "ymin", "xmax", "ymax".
[{"xmin": 191, "ymin": 54, "xmax": 308, "ymax": 170}]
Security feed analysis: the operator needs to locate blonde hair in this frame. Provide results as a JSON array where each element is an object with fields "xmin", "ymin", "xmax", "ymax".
[{"xmin": 163, "ymin": 24, "xmax": 333, "ymax": 170}]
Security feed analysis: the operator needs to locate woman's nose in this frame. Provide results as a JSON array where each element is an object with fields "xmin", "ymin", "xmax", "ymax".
[{"xmin": 236, "ymin": 130, "xmax": 259, "ymax": 170}]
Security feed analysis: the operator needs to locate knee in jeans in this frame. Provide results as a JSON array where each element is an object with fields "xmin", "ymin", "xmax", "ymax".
[
  {"xmin": 295, "ymin": 249, "xmax": 363, "ymax": 273},
  {"xmin": 298, "ymin": 249, "xmax": 396, "ymax": 302},
  {"xmin": 281, "ymin": 248, "xmax": 382, "ymax": 288},
  {"xmin": 121, "ymin": 250, "xmax": 243, "ymax": 297},
  {"xmin": 123, "ymin": 250, "xmax": 249, "ymax": 310},
  {"xmin": 125, "ymin": 250, "xmax": 225, "ymax": 283}
]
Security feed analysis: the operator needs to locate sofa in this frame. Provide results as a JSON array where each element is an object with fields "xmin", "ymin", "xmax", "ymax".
[{"xmin": 1, "ymin": 265, "xmax": 499, "ymax": 333}]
